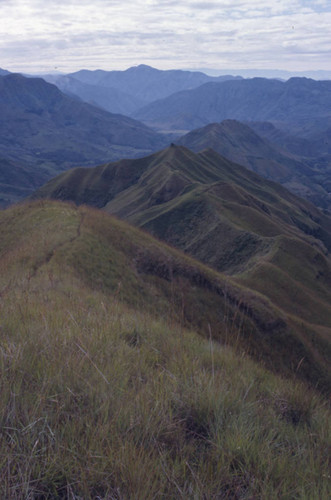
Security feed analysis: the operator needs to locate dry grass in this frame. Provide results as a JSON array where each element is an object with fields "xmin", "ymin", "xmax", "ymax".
[
  {"xmin": 1, "ymin": 281, "xmax": 330, "ymax": 499},
  {"xmin": 0, "ymin": 201, "xmax": 330, "ymax": 498}
]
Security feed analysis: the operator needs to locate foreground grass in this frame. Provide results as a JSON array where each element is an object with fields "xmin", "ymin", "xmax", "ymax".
[
  {"xmin": 0, "ymin": 201, "xmax": 330, "ymax": 498},
  {"xmin": 0, "ymin": 275, "xmax": 330, "ymax": 499}
]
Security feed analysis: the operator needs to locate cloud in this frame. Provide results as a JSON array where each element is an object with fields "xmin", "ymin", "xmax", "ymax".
[{"xmin": 0, "ymin": 0, "xmax": 330, "ymax": 73}]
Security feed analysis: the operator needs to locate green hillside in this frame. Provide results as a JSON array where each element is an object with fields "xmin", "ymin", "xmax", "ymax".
[
  {"xmin": 34, "ymin": 147, "xmax": 331, "ymax": 361},
  {"xmin": 0, "ymin": 200, "xmax": 330, "ymax": 498},
  {"xmin": 3, "ymin": 199, "xmax": 328, "ymax": 387}
]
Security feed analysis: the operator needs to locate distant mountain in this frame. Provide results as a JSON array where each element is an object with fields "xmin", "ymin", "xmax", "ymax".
[
  {"xmin": 177, "ymin": 120, "xmax": 331, "ymax": 210},
  {"xmin": 0, "ymin": 68, "xmax": 10, "ymax": 76},
  {"xmin": 133, "ymin": 77, "xmax": 331, "ymax": 133},
  {"xmin": 62, "ymin": 65, "xmax": 241, "ymax": 112},
  {"xmin": 248, "ymin": 120, "xmax": 331, "ymax": 158},
  {"xmin": 42, "ymin": 74, "xmax": 146, "ymax": 115},
  {"xmin": 33, "ymin": 146, "xmax": 331, "ymax": 380},
  {"xmin": 0, "ymin": 73, "xmax": 166, "ymax": 204},
  {"xmin": 199, "ymin": 68, "xmax": 331, "ymax": 80}
]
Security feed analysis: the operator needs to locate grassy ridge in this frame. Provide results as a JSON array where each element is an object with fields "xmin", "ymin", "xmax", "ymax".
[
  {"xmin": 1, "ymin": 200, "xmax": 330, "ymax": 391},
  {"xmin": 0, "ymin": 201, "xmax": 330, "ymax": 498},
  {"xmin": 31, "ymin": 147, "xmax": 331, "ymax": 392}
]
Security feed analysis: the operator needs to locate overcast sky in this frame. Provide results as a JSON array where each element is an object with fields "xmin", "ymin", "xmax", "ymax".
[{"xmin": 0, "ymin": 0, "xmax": 330, "ymax": 75}]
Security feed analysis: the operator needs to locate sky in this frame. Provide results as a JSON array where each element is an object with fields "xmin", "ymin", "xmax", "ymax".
[{"xmin": 0, "ymin": 0, "xmax": 330, "ymax": 75}]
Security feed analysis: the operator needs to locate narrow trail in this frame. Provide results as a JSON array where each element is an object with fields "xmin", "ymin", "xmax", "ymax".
[
  {"xmin": 28, "ymin": 209, "xmax": 86, "ymax": 281},
  {"xmin": 0, "ymin": 207, "xmax": 86, "ymax": 299}
]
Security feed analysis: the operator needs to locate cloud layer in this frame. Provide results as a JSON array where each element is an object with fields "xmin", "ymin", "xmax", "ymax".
[{"xmin": 0, "ymin": 0, "xmax": 330, "ymax": 73}]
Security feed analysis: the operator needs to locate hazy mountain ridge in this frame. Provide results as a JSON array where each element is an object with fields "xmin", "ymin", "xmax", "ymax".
[
  {"xmin": 0, "ymin": 73, "xmax": 167, "ymax": 205},
  {"xmin": 0, "ymin": 73, "xmax": 163, "ymax": 149},
  {"xmin": 42, "ymin": 74, "xmax": 147, "ymax": 115},
  {"xmin": 199, "ymin": 68, "xmax": 331, "ymax": 80},
  {"xmin": 1, "ymin": 68, "xmax": 329, "ymax": 210},
  {"xmin": 177, "ymin": 120, "xmax": 331, "ymax": 210},
  {"xmin": 40, "ymin": 65, "xmax": 242, "ymax": 116},
  {"xmin": 67, "ymin": 64, "xmax": 242, "ymax": 106},
  {"xmin": 133, "ymin": 77, "xmax": 331, "ymax": 133},
  {"xmin": 248, "ymin": 120, "xmax": 331, "ymax": 157}
]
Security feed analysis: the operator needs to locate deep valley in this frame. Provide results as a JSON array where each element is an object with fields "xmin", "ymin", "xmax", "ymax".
[{"xmin": 0, "ymin": 64, "xmax": 330, "ymax": 499}]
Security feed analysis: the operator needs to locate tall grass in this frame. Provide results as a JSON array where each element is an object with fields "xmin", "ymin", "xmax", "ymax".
[
  {"xmin": 0, "ymin": 274, "xmax": 330, "ymax": 498},
  {"xmin": 0, "ymin": 201, "xmax": 330, "ymax": 498}
]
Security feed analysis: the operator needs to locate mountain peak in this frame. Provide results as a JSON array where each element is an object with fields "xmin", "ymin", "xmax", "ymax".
[
  {"xmin": 127, "ymin": 64, "xmax": 159, "ymax": 73},
  {"xmin": 156, "ymin": 143, "xmax": 198, "ymax": 162}
]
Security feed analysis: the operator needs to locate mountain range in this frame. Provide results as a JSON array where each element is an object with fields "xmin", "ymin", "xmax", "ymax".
[
  {"xmin": 248, "ymin": 120, "xmax": 331, "ymax": 158},
  {"xmin": 1, "ymin": 67, "xmax": 330, "ymax": 211},
  {"xmin": 0, "ymin": 73, "xmax": 166, "ymax": 206},
  {"xmin": 41, "ymin": 74, "xmax": 147, "ymax": 116},
  {"xmin": 1, "ymin": 64, "xmax": 330, "ymax": 496},
  {"xmin": 133, "ymin": 77, "xmax": 331, "ymax": 135},
  {"xmin": 177, "ymin": 120, "xmax": 331, "ymax": 210},
  {"xmin": 42, "ymin": 65, "xmax": 241, "ymax": 115},
  {"xmin": 33, "ymin": 145, "xmax": 331, "ymax": 393}
]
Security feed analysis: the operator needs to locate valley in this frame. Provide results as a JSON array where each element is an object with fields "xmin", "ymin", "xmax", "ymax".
[
  {"xmin": 0, "ymin": 72, "xmax": 167, "ymax": 206},
  {"xmin": 0, "ymin": 64, "xmax": 330, "ymax": 498}
]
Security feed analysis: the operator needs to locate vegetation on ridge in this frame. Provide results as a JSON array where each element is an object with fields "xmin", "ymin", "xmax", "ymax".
[
  {"xmin": 0, "ymin": 200, "xmax": 330, "ymax": 498},
  {"xmin": 33, "ymin": 147, "xmax": 331, "ymax": 394}
]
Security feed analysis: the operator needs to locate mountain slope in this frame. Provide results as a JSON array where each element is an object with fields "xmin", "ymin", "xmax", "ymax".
[
  {"xmin": 248, "ymin": 120, "xmax": 331, "ymax": 158},
  {"xmin": 0, "ymin": 156, "xmax": 50, "ymax": 208},
  {"xmin": 0, "ymin": 73, "xmax": 166, "ymax": 204},
  {"xmin": 1, "ymin": 200, "xmax": 329, "ymax": 498},
  {"xmin": 1, "ymin": 199, "xmax": 330, "ymax": 390},
  {"xmin": 33, "ymin": 147, "xmax": 331, "ymax": 390},
  {"xmin": 42, "ymin": 74, "xmax": 147, "ymax": 115},
  {"xmin": 133, "ymin": 77, "xmax": 331, "ymax": 132},
  {"xmin": 68, "ymin": 64, "xmax": 241, "ymax": 107},
  {"xmin": 177, "ymin": 120, "xmax": 331, "ymax": 210},
  {"xmin": 0, "ymin": 73, "xmax": 164, "ymax": 155}
]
